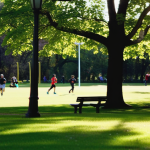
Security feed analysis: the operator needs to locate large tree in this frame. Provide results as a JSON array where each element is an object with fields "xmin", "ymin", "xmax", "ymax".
[{"xmin": 1, "ymin": 0, "xmax": 150, "ymax": 108}]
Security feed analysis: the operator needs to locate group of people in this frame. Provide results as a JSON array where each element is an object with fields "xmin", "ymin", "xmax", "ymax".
[
  {"xmin": 47, "ymin": 74, "xmax": 76, "ymax": 94},
  {"xmin": 10, "ymin": 76, "xmax": 18, "ymax": 87},
  {"xmin": 1, "ymin": 72, "xmax": 150, "ymax": 96},
  {"xmin": 0, "ymin": 73, "xmax": 76, "ymax": 96},
  {"xmin": 0, "ymin": 74, "xmax": 19, "ymax": 96}
]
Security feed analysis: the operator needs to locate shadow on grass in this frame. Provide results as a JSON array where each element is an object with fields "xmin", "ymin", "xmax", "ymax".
[
  {"xmin": 122, "ymin": 83, "xmax": 146, "ymax": 86},
  {"xmin": 0, "ymin": 104, "xmax": 150, "ymax": 121},
  {"xmin": 0, "ymin": 126, "xmax": 143, "ymax": 150},
  {"xmin": 0, "ymin": 105, "xmax": 150, "ymax": 149},
  {"xmin": 0, "ymin": 102, "xmax": 150, "ymax": 117},
  {"xmin": 133, "ymin": 92, "xmax": 150, "ymax": 94},
  {"xmin": 0, "ymin": 111, "xmax": 149, "ymax": 150}
]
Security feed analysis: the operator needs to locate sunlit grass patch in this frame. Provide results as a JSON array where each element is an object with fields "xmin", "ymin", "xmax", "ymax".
[
  {"xmin": 0, "ymin": 84, "xmax": 150, "ymax": 150},
  {"xmin": 0, "ymin": 110, "xmax": 150, "ymax": 150}
]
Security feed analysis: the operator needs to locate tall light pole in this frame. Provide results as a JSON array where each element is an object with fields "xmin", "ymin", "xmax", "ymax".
[
  {"xmin": 26, "ymin": 0, "xmax": 42, "ymax": 117},
  {"xmin": 38, "ymin": 61, "xmax": 41, "ymax": 83},
  {"xmin": 74, "ymin": 42, "xmax": 84, "ymax": 87},
  {"xmin": 16, "ymin": 62, "xmax": 19, "ymax": 81},
  {"xmin": 28, "ymin": 62, "xmax": 31, "ymax": 84}
]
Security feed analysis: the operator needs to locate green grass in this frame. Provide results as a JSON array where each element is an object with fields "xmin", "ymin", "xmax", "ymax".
[
  {"xmin": 6, "ymin": 82, "xmax": 107, "ymax": 87},
  {"xmin": 0, "ymin": 84, "xmax": 150, "ymax": 150},
  {"xmin": 5, "ymin": 82, "xmax": 150, "ymax": 88}
]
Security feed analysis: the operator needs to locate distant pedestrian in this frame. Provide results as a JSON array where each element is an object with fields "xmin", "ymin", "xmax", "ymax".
[
  {"xmin": 0, "ymin": 74, "xmax": 6, "ymax": 96},
  {"xmin": 69, "ymin": 75, "xmax": 76, "ymax": 93},
  {"xmin": 99, "ymin": 73, "xmax": 104, "ymax": 83},
  {"xmin": 145, "ymin": 73, "xmax": 150, "ymax": 86},
  {"xmin": 43, "ymin": 76, "xmax": 47, "ymax": 82},
  {"xmin": 61, "ymin": 75, "xmax": 65, "ymax": 83},
  {"xmin": 47, "ymin": 74, "xmax": 57, "ymax": 94}
]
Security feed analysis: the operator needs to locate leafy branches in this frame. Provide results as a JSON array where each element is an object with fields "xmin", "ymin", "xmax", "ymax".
[
  {"xmin": 1, "ymin": 0, "xmax": 150, "ymax": 60},
  {"xmin": 41, "ymin": 10, "xmax": 107, "ymax": 45},
  {"xmin": 127, "ymin": 5, "xmax": 150, "ymax": 39}
]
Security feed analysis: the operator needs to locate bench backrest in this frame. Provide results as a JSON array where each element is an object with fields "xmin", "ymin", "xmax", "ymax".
[{"xmin": 77, "ymin": 96, "xmax": 107, "ymax": 102}]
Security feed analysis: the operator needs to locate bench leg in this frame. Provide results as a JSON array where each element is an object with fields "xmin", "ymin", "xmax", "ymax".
[
  {"xmin": 79, "ymin": 106, "xmax": 82, "ymax": 113},
  {"xmin": 96, "ymin": 106, "xmax": 99, "ymax": 113},
  {"xmin": 74, "ymin": 106, "xmax": 78, "ymax": 113}
]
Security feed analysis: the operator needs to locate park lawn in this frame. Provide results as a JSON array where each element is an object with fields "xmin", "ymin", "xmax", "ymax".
[
  {"xmin": 0, "ymin": 85, "xmax": 150, "ymax": 150},
  {"xmin": 5, "ymin": 82, "xmax": 150, "ymax": 88},
  {"xmin": 5, "ymin": 82, "xmax": 107, "ymax": 87}
]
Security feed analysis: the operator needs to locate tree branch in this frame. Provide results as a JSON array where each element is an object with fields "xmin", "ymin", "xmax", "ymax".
[
  {"xmin": 52, "ymin": 0, "xmax": 73, "ymax": 1},
  {"xmin": 9, "ymin": 23, "xmax": 17, "ymax": 28},
  {"xmin": 126, "ymin": 25, "xmax": 150, "ymax": 46},
  {"xmin": 54, "ymin": 58, "xmax": 77, "ymax": 70},
  {"xmin": 127, "ymin": 5, "xmax": 150, "ymax": 39},
  {"xmin": 41, "ymin": 11, "xmax": 108, "ymax": 46},
  {"xmin": 22, "ymin": 51, "xmax": 33, "ymax": 64},
  {"xmin": 78, "ymin": 16, "xmax": 108, "ymax": 24},
  {"xmin": 61, "ymin": 13, "xmax": 108, "ymax": 24},
  {"xmin": 62, "ymin": 13, "xmax": 108, "ymax": 24},
  {"xmin": 107, "ymin": 0, "xmax": 116, "ymax": 21},
  {"xmin": 117, "ymin": 0, "xmax": 130, "ymax": 14},
  {"xmin": 39, "ymin": 24, "xmax": 50, "ymax": 35}
]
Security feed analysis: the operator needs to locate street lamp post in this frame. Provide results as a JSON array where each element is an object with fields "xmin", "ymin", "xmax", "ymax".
[
  {"xmin": 28, "ymin": 62, "xmax": 31, "ymax": 84},
  {"xmin": 38, "ymin": 62, "xmax": 41, "ymax": 84},
  {"xmin": 26, "ymin": 0, "xmax": 42, "ymax": 117},
  {"xmin": 16, "ymin": 62, "xmax": 19, "ymax": 81},
  {"xmin": 74, "ymin": 42, "xmax": 84, "ymax": 87}
]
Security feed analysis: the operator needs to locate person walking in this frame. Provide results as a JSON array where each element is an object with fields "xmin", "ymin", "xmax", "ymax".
[
  {"xmin": 61, "ymin": 75, "xmax": 65, "ymax": 84},
  {"xmin": 69, "ymin": 75, "xmax": 76, "ymax": 93},
  {"xmin": 47, "ymin": 74, "xmax": 57, "ymax": 94},
  {"xmin": 43, "ymin": 76, "xmax": 47, "ymax": 83},
  {"xmin": 0, "ymin": 74, "xmax": 6, "ymax": 96},
  {"xmin": 145, "ymin": 73, "xmax": 150, "ymax": 86}
]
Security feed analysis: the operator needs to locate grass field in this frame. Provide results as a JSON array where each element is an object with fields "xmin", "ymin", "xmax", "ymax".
[{"xmin": 0, "ymin": 83, "xmax": 150, "ymax": 150}]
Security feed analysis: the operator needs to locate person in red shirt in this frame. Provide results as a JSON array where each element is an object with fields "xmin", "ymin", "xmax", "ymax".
[
  {"xmin": 145, "ymin": 73, "xmax": 150, "ymax": 86},
  {"xmin": 47, "ymin": 74, "xmax": 57, "ymax": 94}
]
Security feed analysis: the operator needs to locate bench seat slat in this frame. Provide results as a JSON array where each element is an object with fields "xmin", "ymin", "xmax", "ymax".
[{"xmin": 70, "ymin": 104, "xmax": 90, "ymax": 106}]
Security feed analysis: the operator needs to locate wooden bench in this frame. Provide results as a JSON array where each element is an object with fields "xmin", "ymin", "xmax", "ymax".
[{"xmin": 70, "ymin": 96, "xmax": 107, "ymax": 113}]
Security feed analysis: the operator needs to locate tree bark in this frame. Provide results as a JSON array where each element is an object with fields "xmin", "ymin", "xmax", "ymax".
[{"xmin": 105, "ymin": 42, "xmax": 130, "ymax": 108}]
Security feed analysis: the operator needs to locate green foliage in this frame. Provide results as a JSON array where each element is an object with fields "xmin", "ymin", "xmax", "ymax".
[
  {"xmin": 1, "ymin": 0, "xmax": 150, "ymax": 60},
  {"xmin": 124, "ymin": 41, "xmax": 150, "ymax": 60},
  {"xmin": 0, "ymin": 0, "xmax": 33, "ymax": 55},
  {"xmin": 123, "ymin": 0, "xmax": 150, "ymax": 59},
  {"xmin": 0, "ymin": 0, "xmax": 106, "ymax": 57}
]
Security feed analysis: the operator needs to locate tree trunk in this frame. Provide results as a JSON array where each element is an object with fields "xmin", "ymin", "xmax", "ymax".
[{"xmin": 105, "ymin": 45, "xmax": 130, "ymax": 108}]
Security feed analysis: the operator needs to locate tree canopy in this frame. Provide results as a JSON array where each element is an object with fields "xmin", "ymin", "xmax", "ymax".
[
  {"xmin": 0, "ymin": 0, "xmax": 150, "ymax": 60},
  {"xmin": 0, "ymin": 0, "xmax": 103, "ymax": 58}
]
